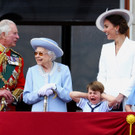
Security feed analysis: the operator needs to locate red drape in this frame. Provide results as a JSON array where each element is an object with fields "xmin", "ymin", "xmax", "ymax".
[{"xmin": 0, "ymin": 112, "xmax": 134, "ymax": 135}]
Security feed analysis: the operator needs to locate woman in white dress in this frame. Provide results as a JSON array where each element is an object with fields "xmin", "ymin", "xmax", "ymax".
[{"xmin": 96, "ymin": 9, "xmax": 135, "ymax": 111}]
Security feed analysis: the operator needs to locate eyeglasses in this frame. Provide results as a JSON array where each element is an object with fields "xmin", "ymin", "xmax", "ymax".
[{"xmin": 34, "ymin": 51, "xmax": 48, "ymax": 56}]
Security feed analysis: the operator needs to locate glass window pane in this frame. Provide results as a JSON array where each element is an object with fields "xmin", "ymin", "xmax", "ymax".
[{"xmin": 71, "ymin": 26, "xmax": 111, "ymax": 92}]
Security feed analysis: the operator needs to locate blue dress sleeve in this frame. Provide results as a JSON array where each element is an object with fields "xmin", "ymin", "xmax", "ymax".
[
  {"xmin": 126, "ymin": 88, "xmax": 135, "ymax": 105},
  {"xmin": 23, "ymin": 68, "xmax": 43, "ymax": 104},
  {"xmin": 55, "ymin": 65, "xmax": 73, "ymax": 102}
]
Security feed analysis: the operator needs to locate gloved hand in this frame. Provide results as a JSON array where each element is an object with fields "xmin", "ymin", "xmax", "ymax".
[
  {"xmin": 48, "ymin": 83, "xmax": 56, "ymax": 90},
  {"xmin": 45, "ymin": 89, "xmax": 53, "ymax": 96},
  {"xmin": 38, "ymin": 83, "xmax": 56, "ymax": 96}
]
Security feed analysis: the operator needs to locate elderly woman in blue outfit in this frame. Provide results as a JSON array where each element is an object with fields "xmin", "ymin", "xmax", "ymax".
[{"xmin": 23, "ymin": 38, "xmax": 73, "ymax": 112}]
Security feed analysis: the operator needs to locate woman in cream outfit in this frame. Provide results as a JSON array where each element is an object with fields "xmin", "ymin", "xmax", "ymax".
[{"xmin": 96, "ymin": 9, "xmax": 135, "ymax": 111}]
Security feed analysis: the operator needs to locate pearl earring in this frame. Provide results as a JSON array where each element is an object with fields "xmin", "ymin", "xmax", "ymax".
[{"xmin": 115, "ymin": 30, "xmax": 119, "ymax": 35}]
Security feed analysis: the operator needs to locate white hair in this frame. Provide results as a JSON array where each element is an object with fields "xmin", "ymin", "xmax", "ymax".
[
  {"xmin": 0, "ymin": 19, "xmax": 15, "ymax": 36},
  {"xmin": 48, "ymin": 51, "xmax": 56, "ymax": 61}
]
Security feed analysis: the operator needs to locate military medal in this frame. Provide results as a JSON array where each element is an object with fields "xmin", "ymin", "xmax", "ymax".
[{"xmin": 8, "ymin": 56, "xmax": 19, "ymax": 66}]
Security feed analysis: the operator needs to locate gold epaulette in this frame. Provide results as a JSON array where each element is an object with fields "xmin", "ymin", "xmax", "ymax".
[
  {"xmin": 0, "ymin": 45, "xmax": 5, "ymax": 52},
  {"xmin": 0, "ymin": 52, "xmax": 8, "ymax": 67},
  {"xmin": 10, "ymin": 49, "xmax": 22, "ymax": 57},
  {"xmin": 0, "ymin": 44, "xmax": 9, "ymax": 53}
]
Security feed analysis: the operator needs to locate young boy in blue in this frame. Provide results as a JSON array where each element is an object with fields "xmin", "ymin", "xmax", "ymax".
[
  {"xmin": 70, "ymin": 81, "xmax": 115, "ymax": 112},
  {"xmin": 125, "ymin": 89, "xmax": 135, "ymax": 112}
]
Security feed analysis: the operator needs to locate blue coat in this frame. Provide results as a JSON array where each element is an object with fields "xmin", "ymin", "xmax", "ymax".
[{"xmin": 23, "ymin": 62, "xmax": 72, "ymax": 112}]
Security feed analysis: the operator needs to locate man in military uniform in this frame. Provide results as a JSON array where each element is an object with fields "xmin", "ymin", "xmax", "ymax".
[{"xmin": 0, "ymin": 19, "xmax": 25, "ymax": 111}]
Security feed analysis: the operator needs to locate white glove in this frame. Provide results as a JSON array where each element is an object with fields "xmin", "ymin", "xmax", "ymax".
[
  {"xmin": 48, "ymin": 83, "xmax": 56, "ymax": 90},
  {"xmin": 45, "ymin": 89, "xmax": 53, "ymax": 96},
  {"xmin": 38, "ymin": 83, "xmax": 56, "ymax": 96}
]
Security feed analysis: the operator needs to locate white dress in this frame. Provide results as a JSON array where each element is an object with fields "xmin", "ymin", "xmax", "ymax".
[{"xmin": 97, "ymin": 37, "xmax": 135, "ymax": 110}]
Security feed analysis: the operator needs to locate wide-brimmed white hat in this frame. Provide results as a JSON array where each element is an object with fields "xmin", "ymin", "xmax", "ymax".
[
  {"xmin": 30, "ymin": 37, "xmax": 63, "ymax": 58},
  {"xmin": 96, "ymin": 9, "xmax": 133, "ymax": 31}
]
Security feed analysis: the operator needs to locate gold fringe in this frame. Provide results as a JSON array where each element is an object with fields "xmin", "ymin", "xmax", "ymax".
[
  {"xmin": 12, "ymin": 88, "xmax": 23, "ymax": 102},
  {"xmin": 0, "ymin": 97, "xmax": 6, "ymax": 111},
  {"xmin": 0, "ymin": 52, "xmax": 8, "ymax": 72},
  {"xmin": 0, "ymin": 53, "xmax": 5, "ymax": 65}
]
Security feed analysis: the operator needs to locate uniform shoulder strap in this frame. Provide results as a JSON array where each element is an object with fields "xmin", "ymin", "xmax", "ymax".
[{"xmin": 10, "ymin": 49, "xmax": 22, "ymax": 57}]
